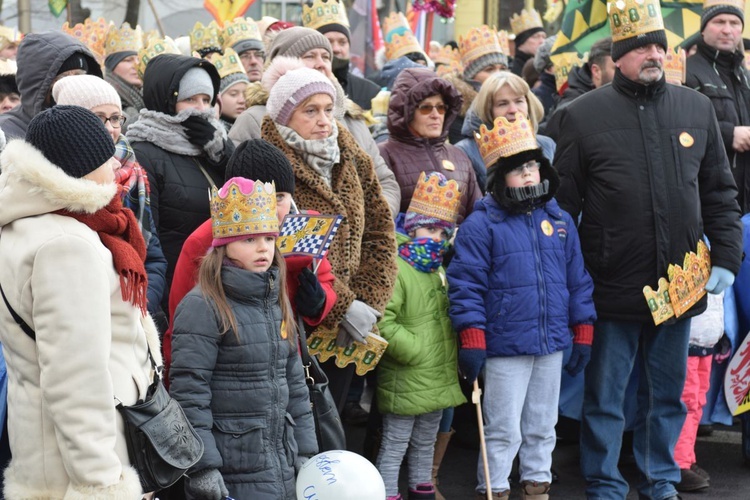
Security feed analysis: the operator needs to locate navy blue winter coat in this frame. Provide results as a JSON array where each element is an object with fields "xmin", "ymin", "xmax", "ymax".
[{"xmin": 447, "ymin": 195, "xmax": 596, "ymax": 357}]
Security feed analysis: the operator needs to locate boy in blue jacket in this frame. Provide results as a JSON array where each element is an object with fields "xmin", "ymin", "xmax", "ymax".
[{"xmin": 447, "ymin": 113, "xmax": 596, "ymax": 500}]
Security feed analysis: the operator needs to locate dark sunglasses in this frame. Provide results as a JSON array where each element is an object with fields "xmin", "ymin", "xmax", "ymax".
[{"xmin": 417, "ymin": 103, "xmax": 447, "ymax": 115}]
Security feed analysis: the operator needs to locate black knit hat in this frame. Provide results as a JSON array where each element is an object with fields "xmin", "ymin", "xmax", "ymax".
[
  {"xmin": 611, "ymin": 29, "xmax": 668, "ymax": 62},
  {"xmin": 225, "ymin": 139, "xmax": 295, "ymax": 195},
  {"xmin": 58, "ymin": 53, "xmax": 89, "ymax": 75},
  {"xmin": 104, "ymin": 51, "xmax": 138, "ymax": 74},
  {"xmin": 318, "ymin": 23, "xmax": 351, "ymax": 43},
  {"xmin": 514, "ymin": 27, "xmax": 546, "ymax": 51},
  {"xmin": 27, "ymin": 106, "xmax": 115, "ymax": 178},
  {"xmin": 702, "ymin": 4, "xmax": 744, "ymax": 32}
]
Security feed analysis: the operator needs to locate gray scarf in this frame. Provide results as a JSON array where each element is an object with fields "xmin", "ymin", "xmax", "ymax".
[{"xmin": 276, "ymin": 121, "xmax": 340, "ymax": 186}]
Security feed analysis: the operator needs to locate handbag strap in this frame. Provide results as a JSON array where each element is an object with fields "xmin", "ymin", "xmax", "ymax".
[
  {"xmin": 297, "ymin": 314, "xmax": 318, "ymax": 385},
  {"xmin": 0, "ymin": 281, "xmax": 35, "ymax": 341},
  {"xmin": 192, "ymin": 158, "xmax": 217, "ymax": 188}
]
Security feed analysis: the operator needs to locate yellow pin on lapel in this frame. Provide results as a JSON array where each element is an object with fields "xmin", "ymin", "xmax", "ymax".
[
  {"xmin": 679, "ymin": 132, "xmax": 694, "ymax": 148},
  {"xmin": 442, "ymin": 159, "xmax": 455, "ymax": 171}
]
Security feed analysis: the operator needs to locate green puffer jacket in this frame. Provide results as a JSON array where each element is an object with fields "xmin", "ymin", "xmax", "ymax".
[{"xmin": 376, "ymin": 233, "xmax": 466, "ymax": 415}]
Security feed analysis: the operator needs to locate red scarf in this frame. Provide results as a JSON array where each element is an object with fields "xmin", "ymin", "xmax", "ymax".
[{"xmin": 57, "ymin": 196, "xmax": 148, "ymax": 315}]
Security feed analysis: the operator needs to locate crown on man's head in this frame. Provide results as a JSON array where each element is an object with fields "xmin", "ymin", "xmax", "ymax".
[
  {"xmin": 664, "ymin": 46, "xmax": 686, "ymax": 84},
  {"xmin": 190, "ymin": 21, "xmax": 223, "ymax": 56},
  {"xmin": 383, "ymin": 12, "xmax": 425, "ymax": 61},
  {"xmin": 510, "ymin": 9, "xmax": 544, "ymax": 35},
  {"xmin": 211, "ymin": 179, "xmax": 279, "ymax": 240},
  {"xmin": 220, "ymin": 18, "xmax": 262, "ymax": 50},
  {"xmin": 607, "ymin": 0, "xmax": 665, "ymax": 42},
  {"xmin": 302, "ymin": 0, "xmax": 350, "ymax": 31},
  {"xmin": 458, "ymin": 25, "xmax": 504, "ymax": 69},
  {"xmin": 209, "ymin": 48, "xmax": 246, "ymax": 80},
  {"xmin": 408, "ymin": 172, "xmax": 463, "ymax": 225},
  {"xmin": 62, "ymin": 17, "xmax": 109, "ymax": 66},
  {"xmin": 137, "ymin": 36, "xmax": 181, "ymax": 78},
  {"xmin": 475, "ymin": 112, "xmax": 538, "ymax": 168},
  {"xmin": 551, "ymin": 51, "xmax": 586, "ymax": 92},
  {"xmin": 105, "ymin": 22, "xmax": 143, "ymax": 57}
]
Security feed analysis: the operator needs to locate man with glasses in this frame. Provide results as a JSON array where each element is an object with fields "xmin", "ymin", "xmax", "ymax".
[{"xmin": 221, "ymin": 18, "xmax": 266, "ymax": 83}]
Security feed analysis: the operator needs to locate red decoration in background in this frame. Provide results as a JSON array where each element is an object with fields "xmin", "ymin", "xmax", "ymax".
[{"xmin": 411, "ymin": 0, "xmax": 456, "ymax": 19}]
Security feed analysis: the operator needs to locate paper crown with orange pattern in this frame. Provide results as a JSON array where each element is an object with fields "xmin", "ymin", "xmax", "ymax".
[
  {"xmin": 190, "ymin": 21, "xmax": 223, "ymax": 56},
  {"xmin": 302, "ymin": 0, "xmax": 350, "ymax": 31},
  {"xmin": 510, "ymin": 9, "xmax": 544, "ymax": 35},
  {"xmin": 458, "ymin": 25, "xmax": 505, "ymax": 69},
  {"xmin": 211, "ymin": 178, "xmax": 279, "ymax": 246},
  {"xmin": 433, "ymin": 45, "xmax": 463, "ymax": 76},
  {"xmin": 475, "ymin": 112, "xmax": 538, "ymax": 167},
  {"xmin": 62, "ymin": 17, "xmax": 109, "ymax": 67},
  {"xmin": 664, "ymin": 46, "xmax": 686, "ymax": 84},
  {"xmin": 407, "ymin": 172, "xmax": 463, "ymax": 224},
  {"xmin": 137, "ymin": 36, "xmax": 181, "ymax": 78},
  {"xmin": 104, "ymin": 22, "xmax": 143, "ymax": 57},
  {"xmin": 383, "ymin": 12, "xmax": 425, "ymax": 61},
  {"xmin": 220, "ymin": 17, "xmax": 263, "ymax": 51}
]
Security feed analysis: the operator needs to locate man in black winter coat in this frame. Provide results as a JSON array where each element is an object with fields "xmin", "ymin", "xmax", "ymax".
[
  {"xmin": 554, "ymin": 1, "xmax": 744, "ymax": 499},
  {"xmin": 686, "ymin": 0, "xmax": 750, "ymax": 214}
]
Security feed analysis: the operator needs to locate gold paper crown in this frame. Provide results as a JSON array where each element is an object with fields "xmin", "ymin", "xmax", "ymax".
[
  {"xmin": 475, "ymin": 113, "xmax": 538, "ymax": 168},
  {"xmin": 220, "ymin": 18, "xmax": 262, "ymax": 50},
  {"xmin": 302, "ymin": 0, "xmax": 350, "ymax": 31},
  {"xmin": 408, "ymin": 172, "xmax": 463, "ymax": 224},
  {"xmin": 104, "ymin": 22, "xmax": 143, "ymax": 57},
  {"xmin": 208, "ymin": 48, "xmax": 246, "ymax": 80},
  {"xmin": 551, "ymin": 51, "xmax": 586, "ymax": 92},
  {"xmin": 383, "ymin": 12, "xmax": 425, "ymax": 61},
  {"xmin": 607, "ymin": 0, "xmax": 665, "ymax": 43},
  {"xmin": 664, "ymin": 46, "xmax": 686, "ymax": 84},
  {"xmin": 62, "ymin": 17, "xmax": 110, "ymax": 67},
  {"xmin": 458, "ymin": 25, "xmax": 505, "ymax": 69},
  {"xmin": 643, "ymin": 241, "xmax": 711, "ymax": 325},
  {"xmin": 137, "ymin": 36, "xmax": 181, "ymax": 78},
  {"xmin": 497, "ymin": 30, "xmax": 511, "ymax": 56},
  {"xmin": 0, "ymin": 58, "xmax": 17, "ymax": 75},
  {"xmin": 0, "ymin": 26, "xmax": 22, "ymax": 45},
  {"xmin": 432, "ymin": 45, "xmax": 461, "ymax": 67},
  {"xmin": 436, "ymin": 59, "xmax": 463, "ymax": 77},
  {"xmin": 211, "ymin": 179, "xmax": 279, "ymax": 240},
  {"xmin": 703, "ymin": 0, "xmax": 745, "ymax": 10},
  {"xmin": 510, "ymin": 9, "xmax": 544, "ymax": 36},
  {"xmin": 190, "ymin": 21, "xmax": 223, "ymax": 56}
]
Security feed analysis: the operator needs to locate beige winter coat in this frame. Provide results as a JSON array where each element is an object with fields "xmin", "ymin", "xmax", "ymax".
[{"xmin": 0, "ymin": 140, "xmax": 161, "ymax": 499}]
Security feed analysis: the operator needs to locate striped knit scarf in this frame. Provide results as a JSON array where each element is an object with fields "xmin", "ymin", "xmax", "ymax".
[{"xmin": 114, "ymin": 135, "xmax": 152, "ymax": 244}]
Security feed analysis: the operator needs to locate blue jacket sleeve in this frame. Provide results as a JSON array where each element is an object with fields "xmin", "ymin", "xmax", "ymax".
[
  {"xmin": 562, "ymin": 211, "xmax": 597, "ymax": 326},
  {"xmin": 145, "ymin": 231, "xmax": 168, "ymax": 317}
]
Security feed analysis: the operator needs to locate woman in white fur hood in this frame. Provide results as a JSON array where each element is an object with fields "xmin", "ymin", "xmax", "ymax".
[{"xmin": 0, "ymin": 106, "xmax": 160, "ymax": 499}]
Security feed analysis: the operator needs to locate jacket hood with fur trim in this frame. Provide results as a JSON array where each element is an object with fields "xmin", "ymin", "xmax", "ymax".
[{"xmin": 0, "ymin": 139, "xmax": 117, "ymax": 226}]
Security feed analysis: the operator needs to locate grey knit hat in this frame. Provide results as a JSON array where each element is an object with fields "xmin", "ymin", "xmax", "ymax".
[
  {"xmin": 533, "ymin": 35, "xmax": 557, "ymax": 73},
  {"xmin": 267, "ymin": 26, "xmax": 332, "ymax": 61},
  {"xmin": 177, "ymin": 66, "xmax": 215, "ymax": 101},
  {"xmin": 220, "ymin": 72, "xmax": 250, "ymax": 94},
  {"xmin": 463, "ymin": 52, "xmax": 509, "ymax": 81}
]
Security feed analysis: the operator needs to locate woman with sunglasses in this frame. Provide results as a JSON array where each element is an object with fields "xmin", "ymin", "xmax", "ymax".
[{"xmin": 378, "ymin": 67, "xmax": 480, "ymax": 223}]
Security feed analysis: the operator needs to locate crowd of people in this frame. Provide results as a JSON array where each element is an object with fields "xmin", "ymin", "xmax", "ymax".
[{"xmin": 0, "ymin": 0, "xmax": 747, "ymax": 499}]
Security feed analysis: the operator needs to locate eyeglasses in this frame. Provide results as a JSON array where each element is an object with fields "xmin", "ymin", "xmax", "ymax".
[
  {"xmin": 240, "ymin": 50, "xmax": 265, "ymax": 62},
  {"xmin": 97, "ymin": 114, "xmax": 126, "ymax": 128},
  {"xmin": 508, "ymin": 161, "xmax": 540, "ymax": 177},
  {"xmin": 417, "ymin": 103, "xmax": 447, "ymax": 115}
]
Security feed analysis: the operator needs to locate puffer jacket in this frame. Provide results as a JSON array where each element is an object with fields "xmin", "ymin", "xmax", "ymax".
[
  {"xmin": 170, "ymin": 266, "xmax": 317, "ymax": 500},
  {"xmin": 554, "ymin": 70, "xmax": 744, "ymax": 321},
  {"xmin": 0, "ymin": 139, "xmax": 160, "ymax": 499},
  {"xmin": 539, "ymin": 64, "xmax": 596, "ymax": 141},
  {"xmin": 448, "ymin": 195, "xmax": 596, "ymax": 357},
  {"xmin": 379, "ymin": 67, "xmax": 481, "ymax": 223},
  {"xmin": 376, "ymin": 232, "xmax": 466, "ymax": 415},
  {"xmin": 0, "ymin": 31, "xmax": 101, "ymax": 139}
]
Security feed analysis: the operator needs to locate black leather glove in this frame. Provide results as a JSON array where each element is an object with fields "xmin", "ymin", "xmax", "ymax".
[
  {"xmin": 182, "ymin": 115, "xmax": 218, "ymax": 148},
  {"xmin": 184, "ymin": 468, "xmax": 228, "ymax": 500},
  {"xmin": 295, "ymin": 267, "xmax": 326, "ymax": 318}
]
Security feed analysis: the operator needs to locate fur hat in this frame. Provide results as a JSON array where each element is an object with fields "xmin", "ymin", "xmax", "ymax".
[
  {"xmin": 225, "ymin": 139, "xmax": 295, "ymax": 195},
  {"xmin": 263, "ymin": 56, "xmax": 336, "ymax": 126},
  {"xmin": 488, "ymin": 148, "xmax": 559, "ymax": 212},
  {"xmin": 267, "ymin": 26, "xmax": 332, "ymax": 61},
  {"xmin": 26, "ymin": 106, "xmax": 115, "ymax": 179},
  {"xmin": 52, "ymin": 74, "xmax": 122, "ymax": 110}
]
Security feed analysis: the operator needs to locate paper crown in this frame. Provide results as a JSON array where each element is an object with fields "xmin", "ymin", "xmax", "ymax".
[
  {"xmin": 302, "ymin": 0, "xmax": 350, "ymax": 31},
  {"xmin": 0, "ymin": 58, "xmax": 16, "ymax": 75},
  {"xmin": 664, "ymin": 46, "xmax": 686, "ymax": 84},
  {"xmin": 190, "ymin": 21, "xmax": 223, "ymax": 56},
  {"xmin": 62, "ymin": 17, "xmax": 109, "ymax": 67},
  {"xmin": 497, "ymin": 30, "xmax": 511, "ymax": 56},
  {"xmin": 458, "ymin": 25, "xmax": 505, "ymax": 69},
  {"xmin": 220, "ymin": 18, "xmax": 262, "ymax": 50},
  {"xmin": 703, "ymin": 0, "xmax": 745, "ymax": 10},
  {"xmin": 551, "ymin": 51, "xmax": 586, "ymax": 92},
  {"xmin": 607, "ymin": 0, "xmax": 665, "ymax": 43},
  {"xmin": 510, "ymin": 9, "xmax": 544, "ymax": 35},
  {"xmin": 209, "ymin": 48, "xmax": 246, "ymax": 80},
  {"xmin": 432, "ymin": 45, "xmax": 462, "ymax": 67},
  {"xmin": 407, "ymin": 172, "xmax": 463, "ymax": 224},
  {"xmin": 104, "ymin": 22, "xmax": 143, "ymax": 57},
  {"xmin": 475, "ymin": 113, "xmax": 538, "ymax": 168},
  {"xmin": 211, "ymin": 178, "xmax": 279, "ymax": 241},
  {"xmin": 643, "ymin": 240, "xmax": 711, "ymax": 325},
  {"xmin": 383, "ymin": 12, "xmax": 425, "ymax": 61},
  {"xmin": 0, "ymin": 26, "xmax": 22, "ymax": 45},
  {"xmin": 137, "ymin": 36, "xmax": 181, "ymax": 78}
]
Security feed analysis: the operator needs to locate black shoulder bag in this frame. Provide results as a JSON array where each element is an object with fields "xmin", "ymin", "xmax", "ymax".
[{"xmin": 0, "ymin": 284, "xmax": 204, "ymax": 492}]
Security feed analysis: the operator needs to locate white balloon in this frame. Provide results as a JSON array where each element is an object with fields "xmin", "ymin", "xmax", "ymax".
[{"xmin": 296, "ymin": 450, "xmax": 386, "ymax": 500}]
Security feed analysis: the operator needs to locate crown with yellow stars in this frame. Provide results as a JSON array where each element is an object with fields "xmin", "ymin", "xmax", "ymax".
[
  {"xmin": 302, "ymin": 0, "xmax": 350, "ymax": 31},
  {"xmin": 664, "ymin": 46, "xmax": 686, "ymax": 84},
  {"xmin": 137, "ymin": 36, "xmax": 181, "ymax": 78},
  {"xmin": 208, "ymin": 48, "xmax": 246, "ymax": 80},
  {"xmin": 550, "ymin": 51, "xmax": 586, "ymax": 92},
  {"xmin": 458, "ymin": 25, "xmax": 505, "ymax": 70},
  {"xmin": 510, "ymin": 9, "xmax": 544, "ymax": 36},
  {"xmin": 703, "ymin": 0, "xmax": 745, "ymax": 10},
  {"xmin": 62, "ymin": 17, "xmax": 110, "ymax": 67},
  {"xmin": 0, "ymin": 26, "xmax": 22, "ymax": 47},
  {"xmin": 408, "ymin": 172, "xmax": 463, "ymax": 224},
  {"xmin": 642, "ymin": 240, "xmax": 711, "ymax": 325},
  {"xmin": 211, "ymin": 178, "xmax": 279, "ymax": 242},
  {"xmin": 475, "ymin": 112, "xmax": 538, "ymax": 168},
  {"xmin": 383, "ymin": 12, "xmax": 425, "ymax": 61},
  {"xmin": 607, "ymin": 0, "xmax": 665, "ymax": 43},
  {"xmin": 190, "ymin": 20, "xmax": 223, "ymax": 56},
  {"xmin": 104, "ymin": 22, "xmax": 143, "ymax": 57},
  {"xmin": 220, "ymin": 17, "xmax": 262, "ymax": 50}
]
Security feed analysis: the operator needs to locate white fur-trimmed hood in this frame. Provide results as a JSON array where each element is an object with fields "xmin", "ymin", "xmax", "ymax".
[{"xmin": 0, "ymin": 139, "xmax": 117, "ymax": 226}]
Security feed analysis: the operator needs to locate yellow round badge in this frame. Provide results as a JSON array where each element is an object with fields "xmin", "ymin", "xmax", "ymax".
[
  {"xmin": 442, "ymin": 159, "xmax": 456, "ymax": 171},
  {"xmin": 679, "ymin": 132, "xmax": 694, "ymax": 148},
  {"xmin": 541, "ymin": 220, "xmax": 554, "ymax": 236}
]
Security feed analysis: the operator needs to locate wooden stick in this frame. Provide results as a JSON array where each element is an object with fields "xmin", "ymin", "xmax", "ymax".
[
  {"xmin": 146, "ymin": 0, "xmax": 166, "ymax": 36},
  {"xmin": 473, "ymin": 380, "xmax": 492, "ymax": 499}
]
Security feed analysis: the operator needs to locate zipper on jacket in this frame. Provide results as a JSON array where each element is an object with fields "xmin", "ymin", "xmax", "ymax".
[
  {"xmin": 528, "ymin": 211, "xmax": 549, "ymax": 355},
  {"xmin": 266, "ymin": 272, "xmax": 282, "ymax": 488}
]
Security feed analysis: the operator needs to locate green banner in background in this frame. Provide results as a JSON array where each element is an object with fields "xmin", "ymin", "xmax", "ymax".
[{"xmin": 49, "ymin": 0, "xmax": 68, "ymax": 18}]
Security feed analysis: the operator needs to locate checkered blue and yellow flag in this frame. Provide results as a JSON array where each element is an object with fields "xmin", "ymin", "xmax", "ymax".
[{"xmin": 277, "ymin": 214, "xmax": 343, "ymax": 259}]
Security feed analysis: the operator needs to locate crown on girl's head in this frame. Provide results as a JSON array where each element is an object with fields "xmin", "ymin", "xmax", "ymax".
[
  {"xmin": 190, "ymin": 21, "xmax": 223, "ymax": 56},
  {"xmin": 220, "ymin": 18, "xmax": 262, "ymax": 50},
  {"xmin": 664, "ymin": 46, "xmax": 686, "ymax": 84},
  {"xmin": 302, "ymin": 0, "xmax": 350, "ymax": 31},
  {"xmin": 607, "ymin": 0, "xmax": 665, "ymax": 42},
  {"xmin": 209, "ymin": 48, "xmax": 246, "ymax": 79},
  {"xmin": 458, "ymin": 25, "xmax": 504, "ymax": 69},
  {"xmin": 408, "ymin": 172, "xmax": 463, "ymax": 224},
  {"xmin": 211, "ymin": 178, "xmax": 279, "ymax": 241},
  {"xmin": 137, "ymin": 36, "xmax": 181, "ymax": 78},
  {"xmin": 62, "ymin": 17, "xmax": 109, "ymax": 66},
  {"xmin": 510, "ymin": 9, "xmax": 543, "ymax": 35},
  {"xmin": 475, "ymin": 113, "xmax": 538, "ymax": 168},
  {"xmin": 382, "ymin": 12, "xmax": 425, "ymax": 61},
  {"xmin": 105, "ymin": 22, "xmax": 143, "ymax": 57}
]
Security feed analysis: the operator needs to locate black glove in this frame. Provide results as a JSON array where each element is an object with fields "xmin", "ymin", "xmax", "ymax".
[
  {"xmin": 295, "ymin": 267, "xmax": 326, "ymax": 318},
  {"xmin": 184, "ymin": 468, "xmax": 228, "ymax": 500},
  {"xmin": 182, "ymin": 115, "xmax": 218, "ymax": 148}
]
